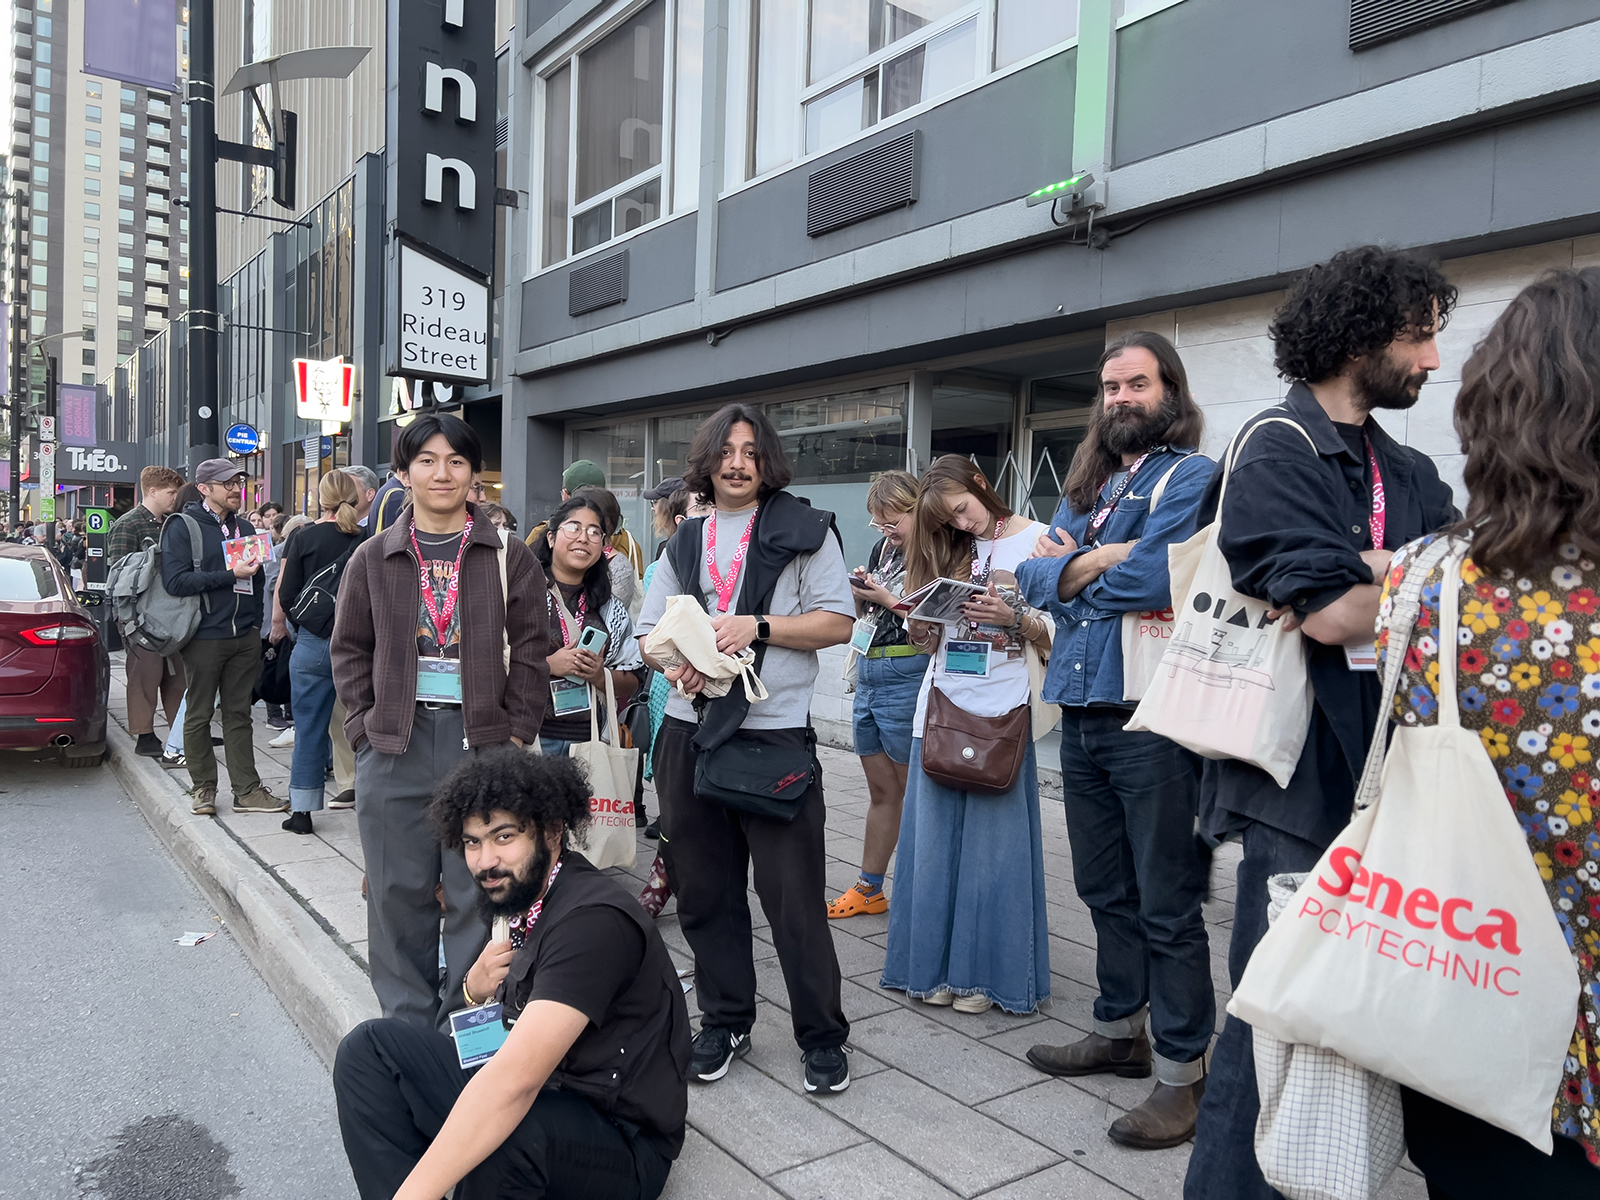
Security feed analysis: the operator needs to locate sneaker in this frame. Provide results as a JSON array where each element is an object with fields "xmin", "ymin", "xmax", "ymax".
[
  {"xmin": 160, "ymin": 752, "xmax": 187, "ymax": 769},
  {"xmin": 803, "ymin": 1045, "xmax": 851, "ymax": 1094},
  {"xmin": 643, "ymin": 817, "xmax": 661, "ymax": 841},
  {"xmin": 689, "ymin": 1026, "xmax": 750, "ymax": 1083},
  {"xmin": 327, "ymin": 789, "xmax": 356, "ymax": 810},
  {"xmin": 267, "ymin": 715, "xmax": 292, "ymax": 730},
  {"xmin": 282, "ymin": 811, "xmax": 314, "ymax": 835},
  {"xmin": 952, "ymin": 993, "xmax": 993, "ymax": 1015},
  {"xmin": 233, "ymin": 785, "xmax": 289, "ymax": 813},
  {"xmin": 191, "ymin": 786, "xmax": 217, "ymax": 816},
  {"xmin": 135, "ymin": 732, "xmax": 164, "ymax": 757},
  {"xmin": 827, "ymin": 880, "xmax": 888, "ymax": 919},
  {"xmin": 921, "ymin": 989, "xmax": 955, "ymax": 1007},
  {"xmin": 268, "ymin": 727, "xmax": 295, "ymax": 749}
]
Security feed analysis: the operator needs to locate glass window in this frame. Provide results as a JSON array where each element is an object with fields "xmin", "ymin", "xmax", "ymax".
[
  {"xmin": 808, "ymin": 0, "xmax": 966, "ymax": 84},
  {"xmin": 671, "ymin": 0, "xmax": 704, "ymax": 214},
  {"xmin": 120, "ymin": 136, "xmax": 136, "ymax": 153},
  {"xmin": 931, "ymin": 381, "xmax": 1015, "ymax": 498},
  {"xmin": 570, "ymin": 421, "xmax": 649, "ymax": 546},
  {"xmin": 36, "ymin": 68, "xmax": 51, "ymax": 89},
  {"xmin": 86, "ymin": 228, "xmax": 100, "ymax": 242},
  {"xmin": 541, "ymin": 66, "xmax": 571, "ymax": 267},
  {"xmin": 121, "ymin": 88, "xmax": 136, "ymax": 105},
  {"xmin": 86, "ymin": 130, "xmax": 102, "ymax": 147},
  {"xmin": 0, "ymin": 558, "xmax": 62, "ymax": 601},
  {"xmin": 31, "ymin": 215, "xmax": 48, "ymax": 236},
  {"xmin": 84, "ymin": 202, "xmax": 101, "ymax": 219},
  {"xmin": 33, "ymin": 116, "xmax": 50, "ymax": 138},
  {"xmin": 85, "ymin": 153, "xmax": 101, "ymax": 171},
  {"xmin": 752, "ymin": 0, "xmax": 800, "ymax": 176},
  {"xmin": 575, "ymin": 2, "xmax": 665, "ymax": 205},
  {"xmin": 86, "ymin": 104, "xmax": 101, "ymax": 122},
  {"xmin": 36, "ymin": 94, "xmax": 50, "ymax": 113},
  {"xmin": 118, "ymin": 255, "xmax": 134, "ymax": 273},
  {"xmin": 36, "ymin": 15, "xmax": 52, "ymax": 37},
  {"xmin": 84, "ymin": 250, "xmax": 98, "ymax": 266},
  {"xmin": 85, "ymin": 178, "xmax": 101, "ymax": 195},
  {"xmin": 31, "ymin": 240, "xmax": 47, "ymax": 261},
  {"xmin": 36, "ymin": 42, "xmax": 52, "ymax": 64},
  {"xmin": 31, "ymin": 264, "xmax": 49, "ymax": 286},
  {"xmin": 882, "ymin": 18, "xmax": 976, "ymax": 116},
  {"xmin": 996, "ymin": 0, "xmax": 1075, "ymax": 67},
  {"xmin": 86, "ymin": 80, "xmax": 103, "ymax": 99},
  {"xmin": 805, "ymin": 76, "xmax": 877, "ymax": 155}
]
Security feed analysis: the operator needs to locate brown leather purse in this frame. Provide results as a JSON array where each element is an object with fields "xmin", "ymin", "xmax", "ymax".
[{"xmin": 920, "ymin": 686, "xmax": 1030, "ymax": 795}]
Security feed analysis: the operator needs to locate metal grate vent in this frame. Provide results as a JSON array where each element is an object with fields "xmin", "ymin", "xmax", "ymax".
[
  {"xmin": 495, "ymin": 117, "xmax": 508, "ymax": 149},
  {"xmin": 1350, "ymin": 0, "xmax": 1503, "ymax": 49},
  {"xmin": 807, "ymin": 130, "xmax": 920, "ymax": 238},
  {"xmin": 568, "ymin": 250, "xmax": 629, "ymax": 316}
]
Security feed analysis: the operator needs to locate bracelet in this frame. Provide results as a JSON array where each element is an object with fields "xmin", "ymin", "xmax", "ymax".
[{"xmin": 463, "ymin": 978, "xmax": 479, "ymax": 1007}]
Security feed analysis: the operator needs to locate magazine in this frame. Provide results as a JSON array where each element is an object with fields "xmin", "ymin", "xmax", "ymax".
[
  {"xmin": 891, "ymin": 577, "xmax": 988, "ymax": 625},
  {"xmin": 222, "ymin": 533, "xmax": 274, "ymax": 571}
]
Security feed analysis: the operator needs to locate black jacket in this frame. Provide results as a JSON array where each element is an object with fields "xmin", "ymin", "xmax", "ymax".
[
  {"xmin": 160, "ymin": 501, "xmax": 264, "ymax": 640},
  {"xmin": 1197, "ymin": 384, "xmax": 1460, "ymax": 846}
]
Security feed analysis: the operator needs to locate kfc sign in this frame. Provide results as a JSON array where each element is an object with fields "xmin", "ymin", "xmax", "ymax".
[{"xmin": 294, "ymin": 356, "xmax": 356, "ymax": 426}]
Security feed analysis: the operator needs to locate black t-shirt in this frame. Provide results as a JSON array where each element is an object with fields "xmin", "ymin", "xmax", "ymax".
[
  {"xmin": 277, "ymin": 522, "xmax": 362, "ymax": 616},
  {"xmin": 524, "ymin": 904, "xmax": 646, "ymax": 1024},
  {"xmin": 415, "ymin": 528, "xmax": 467, "ymax": 658}
]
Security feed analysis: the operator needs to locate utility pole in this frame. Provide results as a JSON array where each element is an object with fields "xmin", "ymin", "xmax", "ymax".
[
  {"xmin": 8, "ymin": 189, "xmax": 24, "ymax": 527},
  {"xmin": 186, "ymin": 0, "xmax": 220, "ymax": 474}
]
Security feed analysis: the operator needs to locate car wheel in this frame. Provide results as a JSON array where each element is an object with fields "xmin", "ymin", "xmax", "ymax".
[{"xmin": 62, "ymin": 745, "xmax": 107, "ymax": 769}]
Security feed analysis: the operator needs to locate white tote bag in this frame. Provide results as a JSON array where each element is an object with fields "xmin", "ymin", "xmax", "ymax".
[
  {"xmin": 569, "ymin": 666, "xmax": 642, "ymax": 871},
  {"xmin": 642, "ymin": 594, "xmax": 769, "ymax": 703},
  {"xmin": 1229, "ymin": 539, "xmax": 1580, "ymax": 1152},
  {"xmin": 1125, "ymin": 416, "xmax": 1317, "ymax": 786},
  {"xmin": 1119, "ymin": 454, "xmax": 1194, "ymax": 702}
]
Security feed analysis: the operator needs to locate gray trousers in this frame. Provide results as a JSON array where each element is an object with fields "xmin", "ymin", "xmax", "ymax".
[{"xmin": 355, "ymin": 705, "xmax": 488, "ymax": 1033}]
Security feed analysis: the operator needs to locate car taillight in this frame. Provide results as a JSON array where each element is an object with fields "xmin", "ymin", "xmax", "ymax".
[{"xmin": 18, "ymin": 621, "xmax": 98, "ymax": 646}]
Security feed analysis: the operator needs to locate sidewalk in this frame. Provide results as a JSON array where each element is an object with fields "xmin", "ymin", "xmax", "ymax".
[{"xmin": 106, "ymin": 652, "xmax": 1427, "ymax": 1199}]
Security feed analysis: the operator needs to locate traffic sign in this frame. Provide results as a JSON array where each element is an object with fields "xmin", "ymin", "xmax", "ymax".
[
  {"xmin": 225, "ymin": 423, "xmax": 261, "ymax": 454},
  {"xmin": 39, "ymin": 415, "xmax": 56, "ymax": 443},
  {"xmin": 84, "ymin": 508, "xmax": 111, "ymax": 535}
]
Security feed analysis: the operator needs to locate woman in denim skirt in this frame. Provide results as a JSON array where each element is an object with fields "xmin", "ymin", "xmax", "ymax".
[{"xmin": 828, "ymin": 471, "xmax": 927, "ymax": 920}]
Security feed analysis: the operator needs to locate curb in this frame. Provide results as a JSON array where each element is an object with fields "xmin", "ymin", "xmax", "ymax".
[{"xmin": 107, "ymin": 721, "xmax": 379, "ymax": 1067}]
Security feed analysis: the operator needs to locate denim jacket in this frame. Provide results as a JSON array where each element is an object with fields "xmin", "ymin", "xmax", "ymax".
[{"xmin": 1017, "ymin": 448, "xmax": 1213, "ymax": 708}]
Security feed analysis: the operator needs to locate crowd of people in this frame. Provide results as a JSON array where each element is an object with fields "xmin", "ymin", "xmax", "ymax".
[{"xmin": 96, "ymin": 245, "xmax": 1600, "ymax": 1199}]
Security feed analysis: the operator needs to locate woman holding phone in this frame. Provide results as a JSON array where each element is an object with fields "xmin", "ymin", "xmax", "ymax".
[
  {"xmin": 880, "ymin": 455, "xmax": 1054, "ymax": 1015},
  {"xmin": 531, "ymin": 496, "xmax": 645, "ymax": 757}
]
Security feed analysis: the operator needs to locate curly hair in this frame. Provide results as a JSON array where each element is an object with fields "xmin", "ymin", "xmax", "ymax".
[
  {"xmin": 1269, "ymin": 246, "xmax": 1457, "ymax": 384},
  {"xmin": 682, "ymin": 403, "xmax": 794, "ymax": 500},
  {"xmin": 427, "ymin": 746, "xmax": 593, "ymax": 850}
]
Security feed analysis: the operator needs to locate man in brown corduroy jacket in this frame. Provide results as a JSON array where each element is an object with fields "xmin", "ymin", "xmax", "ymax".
[{"xmin": 332, "ymin": 413, "xmax": 549, "ymax": 1031}]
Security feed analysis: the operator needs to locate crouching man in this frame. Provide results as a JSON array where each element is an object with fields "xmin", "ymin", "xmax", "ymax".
[{"xmin": 334, "ymin": 749, "xmax": 691, "ymax": 1200}]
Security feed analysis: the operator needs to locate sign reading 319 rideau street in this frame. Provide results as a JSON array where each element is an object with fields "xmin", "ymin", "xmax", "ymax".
[{"xmin": 398, "ymin": 242, "xmax": 490, "ymax": 383}]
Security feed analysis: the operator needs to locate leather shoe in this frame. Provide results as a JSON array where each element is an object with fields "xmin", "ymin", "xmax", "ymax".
[
  {"xmin": 1026, "ymin": 1031, "xmax": 1152, "ymax": 1079},
  {"xmin": 1108, "ymin": 1078, "xmax": 1205, "ymax": 1150}
]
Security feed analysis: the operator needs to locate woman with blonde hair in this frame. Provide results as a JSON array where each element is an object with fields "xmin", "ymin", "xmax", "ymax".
[
  {"xmin": 879, "ymin": 455, "xmax": 1054, "ymax": 1013},
  {"xmin": 275, "ymin": 471, "xmax": 364, "ymax": 833}
]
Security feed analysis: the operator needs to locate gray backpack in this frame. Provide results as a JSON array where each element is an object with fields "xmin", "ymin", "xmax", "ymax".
[{"xmin": 108, "ymin": 511, "xmax": 210, "ymax": 656}]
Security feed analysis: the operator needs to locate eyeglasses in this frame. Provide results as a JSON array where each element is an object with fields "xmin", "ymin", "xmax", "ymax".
[
  {"xmin": 556, "ymin": 520, "xmax": 606, "ymax": 543},
  {"xmin": 867, "ymin": 515, "xmax": 906, "ymax": 534}
]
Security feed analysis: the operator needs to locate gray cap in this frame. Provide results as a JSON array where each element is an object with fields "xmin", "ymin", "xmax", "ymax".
[{"xmin": 194, "ymin": 458, "xmax": 248, "ymax": 485}]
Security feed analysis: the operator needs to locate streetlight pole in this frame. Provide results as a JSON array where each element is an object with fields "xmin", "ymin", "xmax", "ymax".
[
  {"xmin": 186, "ymin": 0, "xmax": 220, "ymax": 474},
  {"xmin": 8, "ymin": 188, "xmax": 25, "ymax": 528}
]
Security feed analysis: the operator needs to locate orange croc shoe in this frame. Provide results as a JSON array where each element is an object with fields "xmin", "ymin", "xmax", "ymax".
[{"xmin": 827, "ymin": 881, "xmax": 888, "ymax": 919}]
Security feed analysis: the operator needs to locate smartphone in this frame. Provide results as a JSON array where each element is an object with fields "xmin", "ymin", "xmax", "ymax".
[
  {"xmin": 577, "ymin": 625, "xmax": 609, "ymax": 655},
  {"xmin": 849, "ymin": 574, "xmax": 873, "ymax": 589}
]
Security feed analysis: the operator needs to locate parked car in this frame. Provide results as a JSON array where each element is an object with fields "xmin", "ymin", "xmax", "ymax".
[{"xmin": 0, "ymin": 544, "xmax": 109, "ymax": 767}]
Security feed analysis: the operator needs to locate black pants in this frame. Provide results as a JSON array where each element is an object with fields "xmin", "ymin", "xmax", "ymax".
[
  {"xmin": 655, "ymin": 716, "xmax": 848, "ymax": 1051},
  {"xmin": 334, "ymin": 1019, "xmax": 671, "ymax": 1200},
  {"xmin": 1402, "ymin": 1087, "xmax": 1600, "ymax": 1198}
]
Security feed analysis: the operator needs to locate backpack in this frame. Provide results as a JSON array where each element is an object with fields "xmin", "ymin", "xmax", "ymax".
[
  {"xmin": 286, "ymin": 540, "xmax": 359, "ymax": 640},
  {"xmin": 107, "ymin": 511, "xmax": 209, "ymax": 657}
]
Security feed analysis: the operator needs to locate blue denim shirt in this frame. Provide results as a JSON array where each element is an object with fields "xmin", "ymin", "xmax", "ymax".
[{"xmin": 1017, "ymin": 449, "xmax": 1214, "ymax": 708}]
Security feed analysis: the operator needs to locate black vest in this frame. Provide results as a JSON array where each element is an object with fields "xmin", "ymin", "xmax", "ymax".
[{"xmin": 500, "ymin": 854, "xmax": 692, "ymax": 1153}]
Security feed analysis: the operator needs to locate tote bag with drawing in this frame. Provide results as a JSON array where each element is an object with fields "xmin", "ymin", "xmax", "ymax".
[
  {"xmin": 1119, "ymin": 454, "xmax": 1193, "ymax": 702},
  {"xmin": 569, "ymin": 666, "xmax": 642, "ymax": 871}
]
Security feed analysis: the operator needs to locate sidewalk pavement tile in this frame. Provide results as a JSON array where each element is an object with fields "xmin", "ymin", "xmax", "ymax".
[
  {"xmin": 844, "ymin": 1006, "xmax": 1051, "ymax": 1106},
  {"xmin": 979, "ymin": 1161, "xmax": 1143, "ymax": 1199},
  {"xmin": 685, "ymin": 1060, "xmax": 867, "ymax": 1177},
  {"xmin": 273, "ymin": 855, "xmax": 366, "ymax": 902},
  {"xmin": 229, "ymin": 829, "xmax": 343, "ymax": 868},
  {"xmin": 768, "ymin": 1142, "xmax": 961, "ymax": 1200},
  {"xmin": 740, "ymin": 1001, "xmax": 890, "ymax": 1095},
  {"xmin": 661, "ymin": 1129, "xmax": 785, "ymax": 1200}
]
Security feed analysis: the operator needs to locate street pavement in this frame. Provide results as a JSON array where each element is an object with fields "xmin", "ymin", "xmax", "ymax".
[
  {"xmin": 105, "ymin": 653, "xmax": 1430, "ymax": 1199},
  {"xmin": 0, "ymin": 754, "xmax": 356, "ymax": 1200}
]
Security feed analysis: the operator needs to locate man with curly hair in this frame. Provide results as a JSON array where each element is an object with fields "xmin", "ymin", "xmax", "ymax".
[
  {"xmin": 334, "ymin": 748, "xmax": 691, "ymax": 1200},
  {"xmin": 1184, "ymin": 246, "xmax": 1461, "ymax": 1199}
]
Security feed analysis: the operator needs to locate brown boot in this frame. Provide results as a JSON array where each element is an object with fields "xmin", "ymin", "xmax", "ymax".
[
  {"xmin": 1108, "ymin": 1077, "xmax": 1205, "ymax": 1149},
  {"xmin": 1026, "ymin": 1031, "xmax": 1152, "ymax": 1078}
]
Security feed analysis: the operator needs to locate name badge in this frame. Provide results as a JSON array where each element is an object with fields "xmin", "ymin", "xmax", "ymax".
[
  {"xmin": 234, "ymin": 577, "xmax": 254, "ymax": 595},
  {"xmin": 449, "ymin": 1002, "xmax": 510, "ymax": 1068},
  {"xmin": 550, "ymin": 677, "xmax": 592, "ymax": 716},
  {"xmin": 1344, "ymin": 642, "xmax": 1379, "ymax": 672},
  {"xmin": 417, "ymin": 656, "xmax": 463, "ymax": 703},
  {"xmin": 944, "ymin": 639, "xmax": 991, "ymax": 677},
  {"xmin": 848, "ymin": 617, "xmax": 877, "ymax": 655}
]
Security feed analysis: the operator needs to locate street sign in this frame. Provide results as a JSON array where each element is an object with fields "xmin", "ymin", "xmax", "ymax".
[
  {"xmin": 395, "ymin": 241, "xmax": 490, "ymax": 384},
  {"xmin": 225, "ymin": 422, "xmax": 261, "ymax": 454},
  {"xmin": 83, "ymin": 507, "xmax": 112, "ymax": 592},
  {"xmin": 39, "ymin": 416, "xmax": 56, "ymax": 443},
  {"xmin": 39, "ymin": 442, "xmax": 55, "ymax": 521}
]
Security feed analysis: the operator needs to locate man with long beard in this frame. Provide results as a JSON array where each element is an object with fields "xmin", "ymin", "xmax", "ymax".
[
  {"xmin": 1018, "ymin": 332, "xmax": 1218, "ymax": 1148},
  {"xmin": 1181, "ymin": 246, "xmax": 1461, "ymax": 1199}
]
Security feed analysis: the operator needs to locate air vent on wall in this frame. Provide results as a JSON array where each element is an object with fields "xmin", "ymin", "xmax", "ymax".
[
  {"xmin": 1350, "ymin": 0, "xmax": 1503, "ymax": 50},
  {"xmin": 569, "ymin": 250, "xmax": 629, "ymax": 316},
  {"xmin": 807, "ymin": 130, "xmax": 920, "ymax": 238},
  {"xmin": 495, "ymin": 117, "xmax": 508, "ymax": 149}
]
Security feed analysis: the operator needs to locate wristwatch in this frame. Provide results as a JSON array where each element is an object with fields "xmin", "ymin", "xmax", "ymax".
[{"xmin": 755, "ymin": 616, "xmax": 772, "ymax": 642}]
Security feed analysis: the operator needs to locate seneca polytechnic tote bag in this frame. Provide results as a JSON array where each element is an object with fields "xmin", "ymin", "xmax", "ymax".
[
  {"xmin": 1228, "ymin": 539, "xmax": 1579, "ymax": 1153},
  {"xmin": 1125, "ymin": 416, "xmax": 1317, "ymax": 787},
  {"xmin": 569, "ymin": 667, "xmax": 642, "ymax": 871}
]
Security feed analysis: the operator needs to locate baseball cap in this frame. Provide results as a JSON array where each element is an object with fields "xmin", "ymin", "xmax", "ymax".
[
  {"xmin": 562, "ymin": 459, "xmax": 607, "ymax": 492},
  {"xmin": 195, "ymin": 458, "xmax": 248, "ymax": 485},
  {"xmin": 642, "ymin": 476, "xmax": 685, "ymax": 501}
]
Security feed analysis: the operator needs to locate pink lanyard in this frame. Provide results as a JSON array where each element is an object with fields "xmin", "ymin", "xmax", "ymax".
[
  {"xmin": 549, "ymin": 588, "xmax": 588, "ymax": 646},
  {"xmin": 1088, "ymin": 449, "xmax": 1156, "ymax": 533},
  {"xmin": 705, "ymin": 506, "xmax": 758, "ymax": 613},
  {"xmin": 410, "ymin": 518, "xmax": 473, "ymax": 644},
  {"xmin": 1365, "ymin": 437, "xmax": 1386, "ymax": 550}
]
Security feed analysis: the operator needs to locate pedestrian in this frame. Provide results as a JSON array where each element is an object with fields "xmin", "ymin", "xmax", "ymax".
[
  {"xmin": 109, "ymin": 465, "xmax": 189, "ymax": 758},
  {"xmin": 266, "ymin": 514, "xmax": 312, "ymax": 747},
  {"xmin": 275, "ymin": 471, "xmax": 364, "ymax": 835},
  {"xmin": 1018, "ymin": 332, "xmax": 1217, "ymax": 1148},
  {"xmin": 636, "ymin": 402, "xmax": 856, "ymax": 1093},
  {"xmin": 879, "ymin": 455, "xmax": 1054, "ymax": 1015},
  {"xmin": 530, "ymin": 494, "xmax": 645, "ymax": 757},
  {"xmin": 330, "ymin": 412, "xmax": 549, "ymax": 1032},
  {"xmin": 330, "ymin": 464, "xmax": 381, "ymax": 809},
  {"xmin": 573, "ymin": 486, "xmax": 642, "ymax": 614},
  {"xmin": 524, "ymin": 461, "xmax": 647, "ymax": 578},
  {"xmin": 155, "ymin": 482, "xmax": 206, "ymax": 770},
  {"xmin": 258, "ymin": 500, "xmax": 284, "ymax": 528},
  {"xmin": 340, "ymin": 465, "xmax": 379, "ymax": 528},
  {"xmin": 479, "ymin": 501, "xmax": 516, "ymax": 532},
  {"xmin": 333, "ymin": 748, "xmax": 691, "ymax": 1200},
  {"xmin": 261, "ymin": 513, "xmax": 293, "ymax": 732},
  {"xmin": 1182, "ymin": 245, "xmax": 1460, "ymax": 1200},
  {"xmin": 828, "ymin": 469, "xmax": 926, "ymax": 921},
  {"xmin": 370, "ymin": 470, "xmax": 407, "ymax": 534},
  {"xmin": 161, "ymin": 459, "xmax": 284, "ymax": 817}
]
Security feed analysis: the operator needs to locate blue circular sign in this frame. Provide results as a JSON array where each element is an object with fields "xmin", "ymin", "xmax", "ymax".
[{"xmin": 225, "ymin": 423, "xmax": 261, "ymax": 454}]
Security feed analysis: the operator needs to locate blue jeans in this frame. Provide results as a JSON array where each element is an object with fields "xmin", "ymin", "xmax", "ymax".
[
  {"xmin": 540, "ymin": 737, "xmax": 573, "ymax": 757},
  {"xmin": 1058, "ymin": 707, "xmax": 1213, "ymax": 1083},
  {"xmin": 288, "ymin": 631, "xmax": 338, "ymax": 813},
  {"xmin": 1183, "ymin": 818, "xmax": 1324, "ymax": 1200},
  {"xmin": 851, "ymin": 652, "xmax": 929, "ymax": 765}
]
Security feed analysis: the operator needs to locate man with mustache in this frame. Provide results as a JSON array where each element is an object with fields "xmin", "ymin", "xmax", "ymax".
[
  {"xmin": 1182, "ymin": 246, "xmax": 1461, "ymax": 1199},
  {"xmin": 334, "ymin": 749, "xmax": 690, "ymax": 1200},
  {"xmin": 1017, "ymin": 332, "xmax": 1218, "ymax": 1149}
]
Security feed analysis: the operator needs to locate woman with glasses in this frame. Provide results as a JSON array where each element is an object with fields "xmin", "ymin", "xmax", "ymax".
[
  {"xmin": 530, "ymin": 496, "xmax": 646, "ymax": 757},
  {"xmin": 828, "ymin": 470, "xmax": 927, "ymax": 920},
  {"xmin": 880, "ymin": 455, "xmax": 1054, "ymax": 1016}
]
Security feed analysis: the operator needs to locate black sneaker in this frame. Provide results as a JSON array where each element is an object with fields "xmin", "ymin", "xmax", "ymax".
[
  {"xmin": 803, "ymin": 1044, "xmax": 851, "ymax": 1094},
  {"xmin": 135, "ymin": 733, "xmax": 163, "ymax": 757},
  {"xmin": 644, "ymin": 818, "xmax": 661, "ymax": 841},
  {"xmin": 690, "ymin": 1026, "xmax": 750, "ymax": 1083}
]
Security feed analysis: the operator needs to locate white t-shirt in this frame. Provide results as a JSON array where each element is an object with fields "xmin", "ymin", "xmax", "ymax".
[{"xmin": 912, "ymin": 520, "xmax": 1045, "ymax": 738}]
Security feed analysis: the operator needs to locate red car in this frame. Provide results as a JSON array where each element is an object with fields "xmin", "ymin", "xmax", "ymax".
[{"xmin": 0, "ymin": 544, "xmax": 109, "ymax": 767}]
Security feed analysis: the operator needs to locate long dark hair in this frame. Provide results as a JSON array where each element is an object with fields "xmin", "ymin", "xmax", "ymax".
[
  {"xmin": 905, "ymin": 455, "xmax": 1014, "ymax": 593},
  {"xmin": 1455, "ymin": 268, "xmax": 1600, "ymax": 575},
  {"xmin": 532, "ymin": 495, "xmax": 614, "ymax": 622},
  {"xmin": 1063, "ymin": 331, "xmax": 1204, "ymax": 512},
  {"xmin": 682, "ymin": 403, "xmax": 793, "ymax": 501}
]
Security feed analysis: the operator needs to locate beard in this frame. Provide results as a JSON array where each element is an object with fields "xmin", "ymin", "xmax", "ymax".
[
  {"xmin": 473, "ymin": 836, "xmax": 553, "ymax": 922},
  {"xmin": 1352, "ymin": 348, "xmax": 1428, "ymax": 412},
  {"xmin": 1099, "ymin": 392, "xmax": 1179, "ymax": 457}
]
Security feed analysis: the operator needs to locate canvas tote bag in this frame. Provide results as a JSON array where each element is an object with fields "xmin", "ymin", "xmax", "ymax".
[
  {"xmin": 1125, "ymin": 416, "xmax": 1318, "ymax": 786},
  {"xmin": 1228, "ymin": 539, "xmax": 1579, "ymax": 1152},
  {"xmin": 1119, "ymin": 453, "xmax": 1193, "ymax": 702},
  {"xmin": 642, "ymin": 594, "xmax": 769, "ymax": 703},
  {"xmin": 569, "ymin": 666, "xmax": 642, "ymax": 871}
]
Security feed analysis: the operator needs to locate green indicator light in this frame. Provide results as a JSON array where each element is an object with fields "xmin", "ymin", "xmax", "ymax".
[{"xmin": 1025, "ymin": 174, "xmax": 1089, "ymax": 207}]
